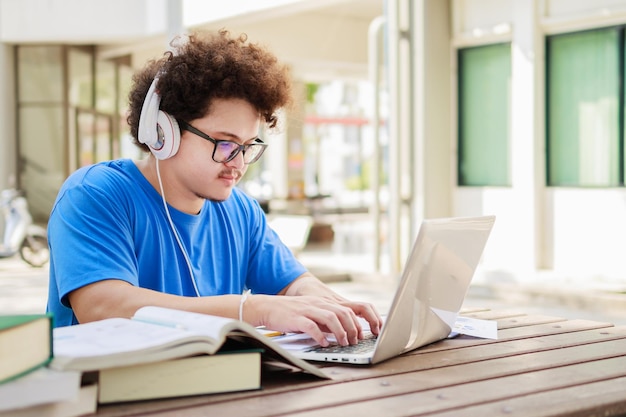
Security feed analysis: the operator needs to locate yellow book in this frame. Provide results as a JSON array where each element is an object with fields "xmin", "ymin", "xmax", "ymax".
[
  {"xmin": 0, "ymin": 314, "xmax": 53, "ymax": 384},
  {"xmin": 98, "ymin": 351, "xmax": 260, "ymax": 403}
]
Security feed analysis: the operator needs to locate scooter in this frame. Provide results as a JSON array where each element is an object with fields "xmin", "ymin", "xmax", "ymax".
[{"xmin": 0, "ymin": 189, "xmax": 50, "ymax": 267}]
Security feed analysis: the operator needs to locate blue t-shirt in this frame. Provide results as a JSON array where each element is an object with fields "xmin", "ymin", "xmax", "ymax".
[{"xmin": 46, "ymin": 159, "xmax": 306, "ymax": 327}]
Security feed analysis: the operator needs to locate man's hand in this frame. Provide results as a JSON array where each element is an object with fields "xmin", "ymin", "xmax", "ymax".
[{"xmin": 247, "ymin": 273, "xmax": 383, "ymax": 347}]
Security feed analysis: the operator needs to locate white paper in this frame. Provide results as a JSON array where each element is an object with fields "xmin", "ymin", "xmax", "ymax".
[{"xmin": 451, "ymin": 316, "xmax": 498, "ymax": 339}]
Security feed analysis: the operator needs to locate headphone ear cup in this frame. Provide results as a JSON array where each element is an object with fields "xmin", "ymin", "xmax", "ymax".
[
  {"xmin": 138, "ymin": 78, "xmax": 160, "ymax": 149},
  {"xmin": 137, "ymin": 77, "xmax": 180, "ymax": 160},
  {"xmin": 151, "ymin": 111, "xmax": 181, "ymax": 160}
]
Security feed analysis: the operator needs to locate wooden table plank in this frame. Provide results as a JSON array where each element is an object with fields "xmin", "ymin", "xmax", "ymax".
[
  {"xmin": 494, "ymin": 314, "xmax": 566, "ymax": 329},
  {"xmin": 107, "ymin": 333, "xmax": 626, "ymax": 417},
  {"xmin": 94, "ymin": 316, "xmax": 626, "ymax": 417},
  {"xmin": 462, "ymin": 310, "xmax": 529, "ymax": 320},
  {"xmin": 428, "ymin": 376, "xmax": 626, "ymax": 417},
  {"xmin": 417, "ymin": 318, "xmax": 614, "ymax": 353},
  {"xmin": 280, "ymin": 356, "xmax": 626, "ymax": 417},
  {"xmin": 459, "ymin": 307, "xmax": 491, "ymax": 314},
  {"xmin": 326, "ymin": 325, "xmax": 626, "ymax": 381},
  {"xmin": 164, "ymin": 340, "xmax": 626, "ymax": 417}
]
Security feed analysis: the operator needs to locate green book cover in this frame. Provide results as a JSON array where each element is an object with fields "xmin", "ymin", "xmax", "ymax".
[
  {"xmin": 0, "ymin": 313, "xmax": 54, "ymax": 384},
  {"xmin": 0, "ymin": 314, "xmax": 53, "ymax": 330}
]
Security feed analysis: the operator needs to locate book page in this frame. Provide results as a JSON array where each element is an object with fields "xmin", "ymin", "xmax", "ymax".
[
  {"xmin": 53, "ymin": 319, "xmax": 198, "ymax": 358},
  {"xmin": 132, "ymin": 306, "xmax": 235, "ymax": 341}
]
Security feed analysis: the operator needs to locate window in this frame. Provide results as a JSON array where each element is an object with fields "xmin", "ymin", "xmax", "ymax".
[
  {"xmin": 16, "ymin": 45, "xmax": 132, "ymax": 221},
  {"xmin": 18, "ymin": 46, "xmax": 63, "ymax": 103},
  {"xmin": 68, "ymin": 47, "xmax": 93, "ymax": 108},
  {"xmin": 457, "ymin": 43, "xmax": 511, "ymax": 186},
  {"xmin": 16, "ymin": 46, "xmax": 65, "ymax": 221},
  {"xmin": 546, "ymin": 27, "xmax": 622, "ymax": 187}
]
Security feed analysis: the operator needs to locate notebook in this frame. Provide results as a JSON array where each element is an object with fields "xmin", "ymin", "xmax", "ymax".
[{"xmin": 275, "ymin": 215, "xmax": 496, "ymax": 365}]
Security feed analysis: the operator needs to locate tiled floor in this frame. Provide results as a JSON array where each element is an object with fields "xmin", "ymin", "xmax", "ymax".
[{"xmin": 2, "ymin": 244, "xmax": 626, "ymax": 327}]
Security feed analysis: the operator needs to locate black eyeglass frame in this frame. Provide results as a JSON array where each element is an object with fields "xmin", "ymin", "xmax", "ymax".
[{"xmin": 178, "ymin": 120, "xmax": 268, "ymax": 164}]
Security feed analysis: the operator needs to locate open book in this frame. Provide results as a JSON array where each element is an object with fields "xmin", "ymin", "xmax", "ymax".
[{"xmin": 50, "ymin": 306, "xmax": 328, "ymax": 379}]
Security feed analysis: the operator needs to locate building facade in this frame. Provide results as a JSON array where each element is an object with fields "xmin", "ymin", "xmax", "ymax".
[{"xmin": 1, "ymin": 0, "xmax": 625, "ymax": 284}]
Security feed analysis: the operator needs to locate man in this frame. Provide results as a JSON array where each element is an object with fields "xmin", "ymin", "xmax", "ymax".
[{"xmin": 47, "ymin": 30, "xmax": 381, "ymax": 348}]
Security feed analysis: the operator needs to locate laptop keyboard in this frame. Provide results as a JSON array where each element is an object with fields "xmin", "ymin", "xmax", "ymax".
[{"xmin": 306, "ymin": 333, "xmax": 378, "ymax": 354}]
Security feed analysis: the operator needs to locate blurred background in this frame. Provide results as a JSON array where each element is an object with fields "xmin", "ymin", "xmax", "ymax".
[{"xmin": 1, "ymin": 0, "xmax": 626, "ymax": 296}]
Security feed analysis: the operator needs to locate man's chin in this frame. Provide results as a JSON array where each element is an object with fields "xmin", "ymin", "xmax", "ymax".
[{"xmin": 200, "ymin": 190, "xmax": 232, "ymax": 203}]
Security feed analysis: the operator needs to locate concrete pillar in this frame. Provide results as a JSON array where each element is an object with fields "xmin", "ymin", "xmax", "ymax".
[
  {"xmin": 510, "ymin": 0, "xmax": 543, "ymax": 272},
  {"xmin": 417, "ymin": 0, "xmax": 452, "ymax": 221}
]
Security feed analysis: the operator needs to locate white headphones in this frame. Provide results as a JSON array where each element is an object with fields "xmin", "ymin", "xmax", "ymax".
[
  {"xmin": 141, "ymin": 75, "xmax": 200, "ymax": 296},
  {"xmin": 137, "ymin": 77, "xmax": 181, "ymax": 160}
]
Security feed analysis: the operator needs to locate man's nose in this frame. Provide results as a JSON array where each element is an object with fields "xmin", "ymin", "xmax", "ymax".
[{"xmin": 224, "ymin": 150, "xmax": 245, "ymax": 169}]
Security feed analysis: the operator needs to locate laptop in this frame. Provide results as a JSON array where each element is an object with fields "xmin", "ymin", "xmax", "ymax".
[{"xmin": 275, "ymin": 215, "xmax": 496, "ymax": 365}]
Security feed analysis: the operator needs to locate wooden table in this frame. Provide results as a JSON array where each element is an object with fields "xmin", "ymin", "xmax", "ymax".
[{"xmin": 96, "ymin": 309, "xmax": 626, "ymax": 417}]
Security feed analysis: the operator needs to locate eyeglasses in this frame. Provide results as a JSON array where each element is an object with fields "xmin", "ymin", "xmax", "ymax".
[{"xmin": 178, "ymin": 120, "xmax": 267, "ymax": 165}]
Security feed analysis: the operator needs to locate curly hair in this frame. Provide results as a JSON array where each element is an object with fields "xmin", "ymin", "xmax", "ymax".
[{"xmin": 127, "ymin": 29, "xmax": 292, "ymax": 152}]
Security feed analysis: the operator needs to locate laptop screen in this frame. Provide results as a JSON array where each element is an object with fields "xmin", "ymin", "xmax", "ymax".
[{"xmin": 371, "ymin": 215, "xmax": 495, "ymax": 363}]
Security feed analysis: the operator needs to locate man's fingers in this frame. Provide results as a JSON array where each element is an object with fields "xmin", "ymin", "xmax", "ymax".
[
  {"xmin": 295, "ymin": 316, "xmax": 331, "ymax": 347},
  {"xmin": 293, "ymin": 305, "xmax": 356, "ymax": 346},
  {"xmin": 263, "ymin": 296, "xmax": 382, "ymax": 346},
  {"xmin": 346, "ymin": 301, "xmax": 383, "ymax": 335}
]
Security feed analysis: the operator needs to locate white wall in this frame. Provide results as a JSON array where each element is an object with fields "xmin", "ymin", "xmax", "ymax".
[
  {"xmin": 0, "ymin": 0, "xmax": 167, "ymax": 43},
  {"xmin": 451, "ymin": 0, "xmax": 626, "ymax": 283}
]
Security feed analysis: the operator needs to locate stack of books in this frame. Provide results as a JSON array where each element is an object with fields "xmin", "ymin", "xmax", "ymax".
[
  {"xmin": 50, "ymin": 306, "xmax": 328, "ymax": 404},
  {"xmin": 2, "ymin": 306, "xmax": 328, "ymax": 414},
  {"xmin": 0, "ymin": 314, "xmax": 95, "ymax": 417}
]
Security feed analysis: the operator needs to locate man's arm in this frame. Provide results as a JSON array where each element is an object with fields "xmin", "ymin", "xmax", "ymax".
[
  {"xmin": 69, "ymin": 273, "xmax": 382, "ymax": 348},
  {"xmin": 68, "ymin": 280, "xmax": 242, "ymax": 323}
]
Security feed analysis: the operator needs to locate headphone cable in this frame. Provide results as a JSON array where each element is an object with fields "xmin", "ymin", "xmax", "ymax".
[{"xmin": 155, "ymin": 158, "xmax": 201, "ymax": 296}]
